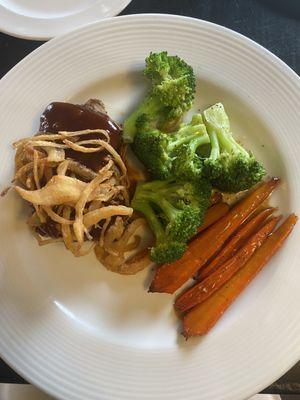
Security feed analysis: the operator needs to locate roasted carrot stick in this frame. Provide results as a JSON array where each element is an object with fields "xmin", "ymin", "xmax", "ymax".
[
  {"xmin": 197, "ymin": 208, "xmax": 274, "ymax": 281},
  {"xmin": 197, "ymin": 202, "xmax": 230, "ymax": 234},
  {"xmin": 150, "ymin": 178, "xmax": 280, "ymax": 294},
  {"xmin": 175, "ymin": 216, "xmax": 280, "ymax": 313},
  {"xmin": 182, "ymin": 214, "xmax": 298, "ymax": 338}
]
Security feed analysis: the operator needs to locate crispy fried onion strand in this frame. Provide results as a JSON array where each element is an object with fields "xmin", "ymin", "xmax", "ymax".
[
  {"xmin": 73, "ymin": 160, "xmax": 114, "ymax": 246},
  {"xmin": 12, "ymin": 129, "xmax": 109, "ymax": 148},
  {"xmin": 11, "ymin": 128, "xmax": 150, "ymax": 274},
  {"xmin": 83, "ymin": 205, "xmax": 133, "ymax": 229},
  {"xmin": 95, "ymin": 217, "xmax": 153, "ymax": 275}
]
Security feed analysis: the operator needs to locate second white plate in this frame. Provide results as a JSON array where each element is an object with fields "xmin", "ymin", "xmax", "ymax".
[{"xmin": 0, "ymin": 0, "xmax": 132, "ymax": 40}]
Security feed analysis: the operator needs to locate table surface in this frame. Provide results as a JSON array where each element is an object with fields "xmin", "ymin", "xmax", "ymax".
[{"xmin": 0, "ymin": 0, "xmax": 299, "ymax": 395}]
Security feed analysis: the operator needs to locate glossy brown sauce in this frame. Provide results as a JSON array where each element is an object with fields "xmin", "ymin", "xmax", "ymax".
[{"xmin": 39, "ymin": 102, "xmax": 122, "ymax": 171}]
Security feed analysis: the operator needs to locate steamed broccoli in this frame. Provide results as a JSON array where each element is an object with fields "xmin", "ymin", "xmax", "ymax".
[
  {"xmin": 123, "ymin": 51, "xmax": 196, "ymax": 143},
  {"xmin": 131, "ymin": 179, "xmax": 211, "ymax": 264},
  {"xmin": 132, "ymin": 114, "xmax": 210, "ymax": 180},
  {"xmin": 203, "ymin": 103, "xmax": 266, "ymax": 193},
  {"xmin": 171, "ymin": 115, "xmax": 210, "ymax": 181}
]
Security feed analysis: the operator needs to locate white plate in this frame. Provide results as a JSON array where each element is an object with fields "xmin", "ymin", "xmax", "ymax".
[
  {"xmin": 0, "ymin": 384, "xmax": 282, "ymax": 400},
  {"xmin": 0, "ymin": 0, "xmax": 132, "ymax": 40},
  {"xmin": 0, "ymin": 14, "xmax": 300, "ymax": 400}
]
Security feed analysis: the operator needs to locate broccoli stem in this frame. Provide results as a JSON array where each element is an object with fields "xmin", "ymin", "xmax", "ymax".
[
  {"xmin": 189, "ymin": 135, "xmax": 210, "ymax": 153},
  {"xmin": 155, "ymin": 197, "xmax": 180, "ymax": 223},
  {"xmin": 144, "ymin": 192, "xmax": 179, "ymax": 223},
  {"xmin": 177, "ymin": 124, "xmax": 204, "ymax": 136},
  {"xmin": 168, "ymin": 135, "xmax": 196, "ymax": 151},
  {"xmin": 209, "ymin": 130, "xmax": 220, "ymax": 160},
  {"xmin": 168, "ymin": 125, "xmax": 209, "ymax": 152},
  {"xmin": 158, "ymin": 182, "xmax": 182, "ymax": 199},
  {"xmin": 217, "ymin": 130, "xmax": 249, "ymax": 157},
  {"xmin": 136, "ymin": 201, "xmax": 165, "ymax": 241},
  {"xmin": 227, "ymin": 134, "xmax": 249, "ymax": 157}
]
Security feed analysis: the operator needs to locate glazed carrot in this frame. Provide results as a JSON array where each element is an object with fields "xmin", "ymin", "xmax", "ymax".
[
  {"xmin": 197, "ymin": 208, "xmax": 274, "ymax": 280},
  {"xmin": 175, "ymin": 216, "xmax": 280, "ymax": 313},
  {"xmin": 149, "ymin": 178, "xmax": 280, "ymax": 294},
  {"xmin": 197, "ymin": 202, "xmax": 230, "ymax": 234},
  {"xmin": 182, "ymin": 214, "xmax": 298, "ymax": 338}
]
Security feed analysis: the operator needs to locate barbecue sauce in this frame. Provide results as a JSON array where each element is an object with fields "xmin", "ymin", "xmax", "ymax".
[{"xmin": 39, "ymin": 102, "xmax": 122, "ymax": 171}]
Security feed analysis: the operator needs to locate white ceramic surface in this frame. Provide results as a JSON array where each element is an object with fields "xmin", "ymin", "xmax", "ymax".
[
  {"xmin": 0, "ymin": 0, "xmax": 132, "ymax": 40},
  {"xmin": 0, "ymin": 384, "xmax": 53, "ymax": 400},
  {"xmin": 0, "ymin": 14, "xmax": 300, "ymax": 400},
  {"xmin": 0, "ymin": 384, "xmax": 282, "ymax": 400}
]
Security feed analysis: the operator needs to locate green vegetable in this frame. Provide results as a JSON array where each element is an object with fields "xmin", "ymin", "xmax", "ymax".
[
  {"xmin": 131, "ymin": 179, "xmax": 211, "ymax": 264},
  {"xmin": 172, "ymin": 115, "xmax": 210, "ymax": 181},
  {"xmin": 132, "ymin": 114, "xmax": 209, "ymax": 180},
  {"xmin": 123, "ymin": 51, "xmax": 196, "ymax": 143},
  {"xmin": 203, "ymin": 103, "xmax": 265, "ymax": 193}
]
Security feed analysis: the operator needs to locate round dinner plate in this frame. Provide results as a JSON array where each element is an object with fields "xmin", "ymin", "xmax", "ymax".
[
  {"xmin": 0, "ymin": 14, "xmax": 300, "ymax": 400},
  {"xmin": 0, "ymin": 0, "xmax": 132, "ymax": 40}
]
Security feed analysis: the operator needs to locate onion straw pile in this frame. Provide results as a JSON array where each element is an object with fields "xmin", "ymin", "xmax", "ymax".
[{"xmin": 12, "ymin": 128, "xmax": 151, "ymax": 274}]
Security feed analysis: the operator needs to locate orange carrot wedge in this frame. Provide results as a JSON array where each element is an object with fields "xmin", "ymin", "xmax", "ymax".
[
  {"xmin": 197, "ymin": 202, "xmax": 230, "ymax": 234},
  {"xmin": 149, "ymin": 178, "xmax": 280, "ymax": 294},
  {"xmin": 182, "ymin": 214, "xmax": 298, "ymax": 338},
  {"xmin": 175, "ymin": 216, "xmax": 280, "ymax": 313},
  {"xmin": 197, "ymin": 208, "xmax": 274, "ymax": 281}
]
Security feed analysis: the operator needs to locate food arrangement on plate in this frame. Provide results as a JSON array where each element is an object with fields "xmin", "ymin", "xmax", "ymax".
[{"xmin": 6, "ymin": 51, "xmax": 297, "ymax": 338}]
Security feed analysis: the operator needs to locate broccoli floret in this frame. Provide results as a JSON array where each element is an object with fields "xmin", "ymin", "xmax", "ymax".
[
  {"xmin": 203, "ymin": 103, "xmax": 266, "ymax": 193},
  {"xmin": 131, "ymin": 179, "xmax": 211, "ymax": 264},
  {"xmin": 172, "ymin": 115, "xmax": 210, "ymax": 181},
  {"xmin": 132, "ymin": 129, "xmax": 172, "ymax": 180},
  {"xmin": 150, "ymin": 242, "xmax": 187, "ymax": 266},
  {"xmin": 132, "ymin": 114, "xmax": 209, "ymax": 180},
  {"xmin": 144, "ymin": 52, "xmax": 195, "ymax": 109},
  {"xmin": 123, "ymin": 51, "xmax": 196, "ymax": 143}
]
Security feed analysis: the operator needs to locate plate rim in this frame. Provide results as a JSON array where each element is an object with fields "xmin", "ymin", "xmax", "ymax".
[
  {"xmin": 0, "ymin": 12, "xmax": 298, "ymax": 79},
  {"xmin": 0, "ymin": 12, "xmax": 299, "ymax": 400}
]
